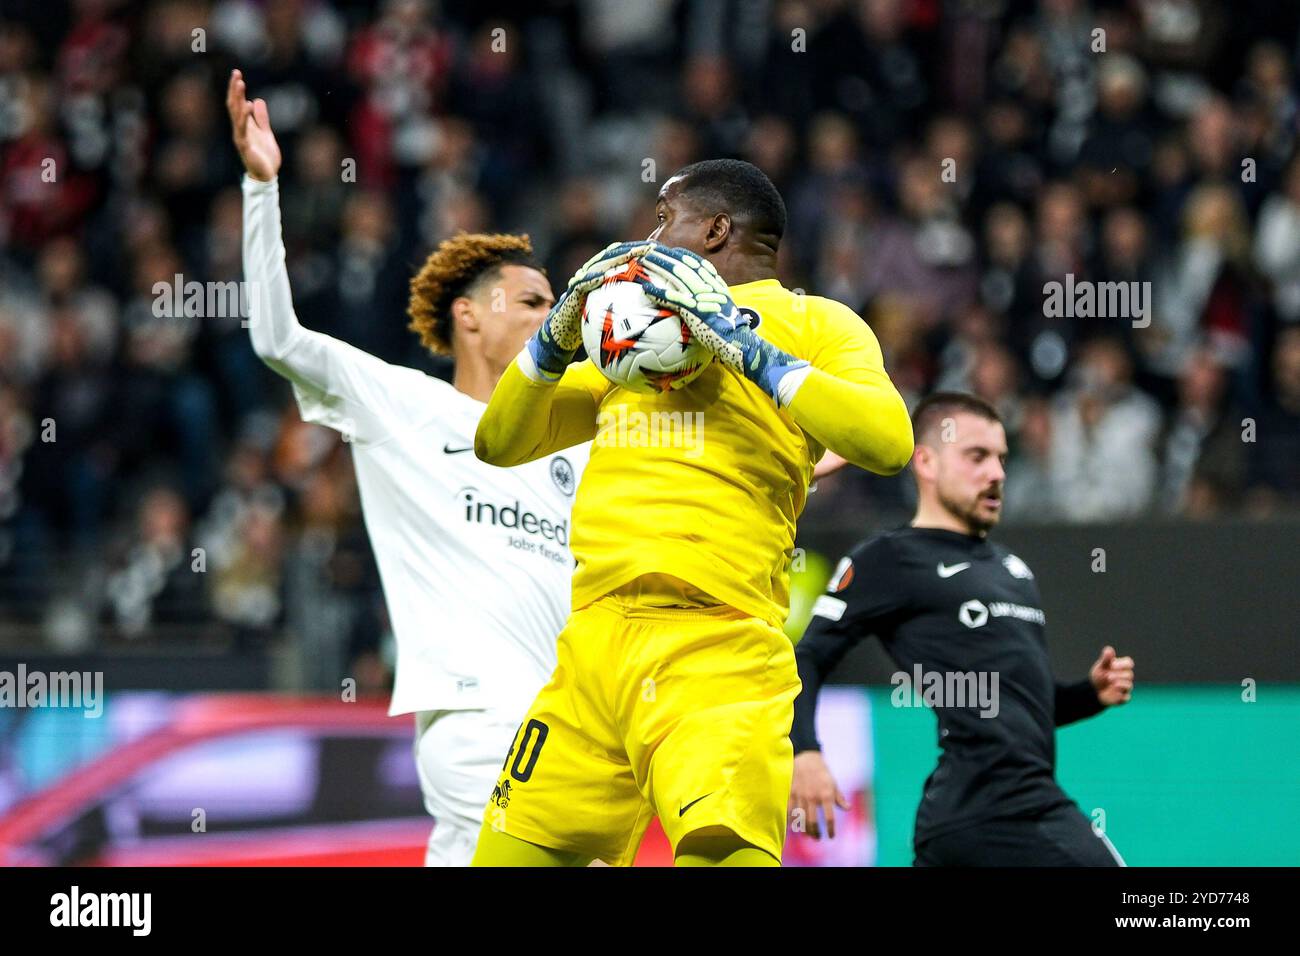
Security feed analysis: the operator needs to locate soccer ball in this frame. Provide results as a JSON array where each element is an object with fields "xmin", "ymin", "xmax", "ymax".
[{"xmin": 580, "ymin": 259, "xmax": 713, "ymax": 393}]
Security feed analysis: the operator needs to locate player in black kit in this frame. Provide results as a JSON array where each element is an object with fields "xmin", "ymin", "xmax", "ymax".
[{"xmin": 790, "ymin": 392, "xmax": 1135, "ymax": 866}]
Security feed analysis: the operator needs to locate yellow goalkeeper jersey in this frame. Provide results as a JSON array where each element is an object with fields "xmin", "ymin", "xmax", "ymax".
[
  {"xmin": 580, "ymin": 278, "xmax": 900, "ymax": 623},
  {"xmin": 479, "ymin": 278, "xmax": 907, "ymax": 626}
]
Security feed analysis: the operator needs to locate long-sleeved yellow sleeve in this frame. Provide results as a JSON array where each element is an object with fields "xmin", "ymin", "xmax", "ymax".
[
  {"xmin": 780, "ymin": 292, "xmax": 913, "ymax": 475},
  {"xmin": 475, "ymin": 355, "xmax": 609, "ymax": 467},
  {"xmin": 787, "ymin": 366, "xmax": 914, "ymax": 475}
]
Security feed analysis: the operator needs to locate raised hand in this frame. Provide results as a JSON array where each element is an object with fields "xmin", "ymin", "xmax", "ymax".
[{"xmin": 226, "ymin": 69, "xmax": 281, "ymax": 183}]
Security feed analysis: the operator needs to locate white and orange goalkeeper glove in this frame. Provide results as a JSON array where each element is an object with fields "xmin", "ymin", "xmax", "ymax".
[
  {"xmin": 523, "ymin": 240, "xmax": 652, "ymax": 381},
  {"xmin": 632, "ymin": 245, "xmax": 810, "ymax": 405}
]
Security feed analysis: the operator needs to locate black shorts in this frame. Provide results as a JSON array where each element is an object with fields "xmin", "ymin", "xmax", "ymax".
[{"xmin": 913, "ymin": 804, "xmax": 1126, "ymax": 867}]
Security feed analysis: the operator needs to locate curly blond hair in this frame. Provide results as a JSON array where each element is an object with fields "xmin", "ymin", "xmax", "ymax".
[{"xmin": 407, "ymin": 232, "xmax": 540, "ymax": 355}]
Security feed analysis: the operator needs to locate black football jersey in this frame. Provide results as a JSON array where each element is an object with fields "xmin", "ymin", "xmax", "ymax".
[{"xmin": 792, "ymin": 526, "xmax": 1103, "ymax": 842}]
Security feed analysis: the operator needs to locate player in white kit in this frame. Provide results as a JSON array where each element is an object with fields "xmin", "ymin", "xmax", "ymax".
[{"xmin": 228, "ymin": 69, "xmax": 597, "ymax": 865}]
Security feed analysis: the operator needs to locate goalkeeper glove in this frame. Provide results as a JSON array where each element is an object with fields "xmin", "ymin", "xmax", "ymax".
[
  {"xmin": 634, "ymin": 245, "xmax": 811, "ymax": 405},
  {"xmin": 523, "ymin": 240, "xmax": 652, "ymax": 382}
]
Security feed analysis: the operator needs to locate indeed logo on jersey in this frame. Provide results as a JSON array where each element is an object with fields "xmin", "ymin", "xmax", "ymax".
[
  {"xmin": 958, "ymin": 599, "xmax": 1045, "ymax": 628},
  {"xmin": 457, "ymin": 488, "xmax": 569, "ymax": 546}
]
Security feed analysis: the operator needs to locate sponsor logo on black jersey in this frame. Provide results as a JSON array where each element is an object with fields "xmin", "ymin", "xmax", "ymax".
[
  {"xmin": 959, "ymin": 599, "xmax": 989, "ymax": 628},
  {"xmin": 959, "ymin": 598, "xmax": 1045, "ymax": 628}
]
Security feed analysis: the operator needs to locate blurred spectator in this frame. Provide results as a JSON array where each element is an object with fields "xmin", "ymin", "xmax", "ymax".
[
  {"xmin": 346, "ymin": 0, "xmax": 452, "ymax": 185},
  {"xmin": 789, "ymin": 112, "xmax": 870, "ymax": 284},
  {"xmin": 1235, "ymin": 40, "xmax": 1297, "ymax": 175},
  {"xmin": 1048, "ymin": 337, "xmax": 1162, "ymax": 521},
  {"xmin": 153, "ymin": 69, "xmax": 242, "ymax": 243},
  {"xmin": 198, "ymin": 186, "xmax": 265, "ymax": 422},
  {"xmin": 1153, "ymin": 183, "xmax": 1260, "ymax": 379},
  {"xmin": 302, "ymin": 190, "xmax": 409, "ymax": 363},
  {"xmin": 210, "ymin": 496, "xmax": 284, "ymax": 644},
  {"xmin": 1077, "ymin": 54, "xmax": 1153, "ymax": 209},
  {"xmin": 859, "ymin": 152, "xmax": 977, "ymax": 327},
  {"xmin": 447, "ymin": 21, "xmax": 542, "ymax": 215},
  {"xmin": 580, "ymin": 0, "xmax": 677, "ymax": 113},
  {"xmin": 1246, "ymin": 325, "xmax": 1300, "ymax": 510},
  {"xmin": 116, "ymin": 243, "xmax": 219, "ymax": 509},
  {"xmin": 104, "ymin": 486, "xmax": 205, "ymax": 638},
  {"xmin": 545, "ymin": 177, "xmax": 606, "ymax": 286},
  {"xmin": 281, "ymin": 125, "xmax": 347, "ymax": 255},
  {"xmin": 1160, "ymin": 347, "xmax": 1247, "ymax": 516},
  {"xmin": 680, "ymin": 54, "xmax": 747, "ymax": 159},
  {"xmin": 972, "ymin": 99, "xmax": 1043, "ymax": 223},
  {"xmin": 742, "ymin": 115, "xmax": 798, "ymax": 197},
  {"xmin": 19, "ymin": 305, "xmax": 117, "ymax": 549},
  {"xmin": 0, "ymin": 75, "xmax": 98, "ymax": 258},
  {"xmin": 1254, "ymin": 154, "xmax": 1300, "ymax": 322},
  {"xmin": 979, "ymin": 202, "xmax": 1038, "ymax": 337},
  {"xmin": 1004, "ymin": 396, "xmax": 1056, "ymax": 522},
  {"xmin": 867, "ymin": 294, "xmax": 930, "ymax": 401},
  {"xmin": 812, "ymin": 0, "xmax": 933, "ymax": 149}
]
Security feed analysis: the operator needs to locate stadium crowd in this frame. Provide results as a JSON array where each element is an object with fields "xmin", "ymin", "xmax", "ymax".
[{"xmin": 1, "ymin": 0, "xmax": 1298, "ymax": 665}]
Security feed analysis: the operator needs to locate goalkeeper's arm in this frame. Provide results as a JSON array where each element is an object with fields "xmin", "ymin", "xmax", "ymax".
[
  {"xmin": 784, "ymin": 366, "xmax": 913, "ymax": 476},
  {"xmin": 474, "ymin": 355, "xmax": 603, "ymax": 467},
  {"xmin": 634, "ymin": 246, "xmax": 913, "ymax": 476}
]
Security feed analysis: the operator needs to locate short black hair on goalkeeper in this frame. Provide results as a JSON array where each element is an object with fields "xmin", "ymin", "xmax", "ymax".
[
  {"xmin": 912, "ymin": 392, "xmax": 1003, "ymax": 446},
  {"xmin": 672, "ymin": 159, "xmax": 787, "ymax": 245}
]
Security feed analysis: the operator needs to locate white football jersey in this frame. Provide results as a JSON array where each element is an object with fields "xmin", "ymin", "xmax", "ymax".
[{"xmin": 243, "ymin": 176, "xmax": 584, "ymax": 715}]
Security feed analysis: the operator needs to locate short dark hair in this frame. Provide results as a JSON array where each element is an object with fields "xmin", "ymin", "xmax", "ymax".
[
  {"xmin": 671, "ymin": 159, "xmax": 787, "ymax": 243},
  {"xmin": 911, "ymin": 392, "xmax": 1002, "ymax": 445}
]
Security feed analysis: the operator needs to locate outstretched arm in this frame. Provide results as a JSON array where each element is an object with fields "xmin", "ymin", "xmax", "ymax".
[
  {"xmin": 229, "ymin": 67, "xmax": 304, "ymax": 373},
  {"xmin": 230, "ymin": 69, "xmax": 427, "ymax": 441}
]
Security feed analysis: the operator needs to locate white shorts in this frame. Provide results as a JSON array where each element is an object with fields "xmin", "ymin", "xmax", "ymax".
[{"xmin": 413, "ymin": 707, "xmax": 526, "ymax": 867}]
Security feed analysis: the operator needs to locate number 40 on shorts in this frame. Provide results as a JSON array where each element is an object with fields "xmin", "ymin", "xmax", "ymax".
[{"xmin": 502, "ymin": 718, "xmax": 550, "ymax": 783}]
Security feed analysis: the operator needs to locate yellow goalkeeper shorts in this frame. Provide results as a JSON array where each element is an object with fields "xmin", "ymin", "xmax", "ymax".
[{"xmin": 480, "ymin": 589, "xmax": 800, "ymax": 866}]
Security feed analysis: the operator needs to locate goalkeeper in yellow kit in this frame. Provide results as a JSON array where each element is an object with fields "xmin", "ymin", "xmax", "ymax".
[{"xmin": 471, "ymin": 160, "xmax": 913, "ymax": 866}]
